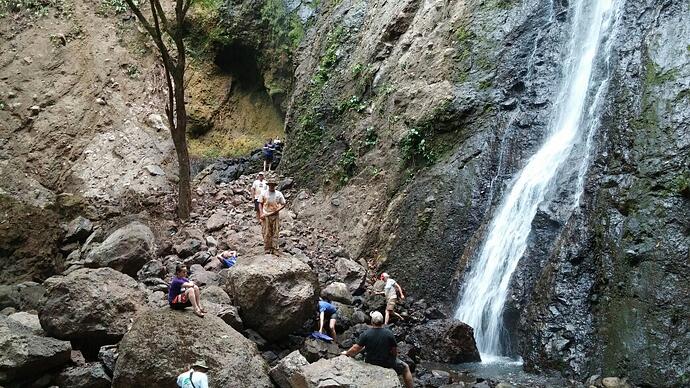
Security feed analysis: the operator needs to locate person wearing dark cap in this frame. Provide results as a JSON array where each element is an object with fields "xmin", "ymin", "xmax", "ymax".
[
  {"xmin": 341, "ymin": 311, "xmax": 413, "ymax": 388},
  {"xmin": 258, "ymin": 179, "xmax": 285, "ymax": 254},
  {"xmin": 176, "ymin": 359, "xmax": 209, "ymax": 388}
]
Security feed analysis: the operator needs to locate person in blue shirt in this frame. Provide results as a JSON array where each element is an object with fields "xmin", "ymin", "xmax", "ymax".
[
  {"xmin": 318, "ymin": 299, "xmax": 338, "ymax": 341},
  {"xmin": 216, "ymin": 250, "xmax": 237, "ymax": 268},
  {"xmin": 262, "ymin": 139, "xmax": 275, "ymax": 172}
]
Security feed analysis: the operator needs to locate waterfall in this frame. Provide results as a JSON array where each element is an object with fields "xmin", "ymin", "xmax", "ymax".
[{"xmin": 454, "ymin": 0, "xmax": 621, "ymax": 360}]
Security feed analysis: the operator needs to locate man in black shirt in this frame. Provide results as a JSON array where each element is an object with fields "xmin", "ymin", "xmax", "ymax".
[{"xmin": 341, "ymin": 311, "xmax": 413, "ymax": 388}]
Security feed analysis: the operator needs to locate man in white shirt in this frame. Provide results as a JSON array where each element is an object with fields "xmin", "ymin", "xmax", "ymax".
[
  {"xmin": 176, "ymin": 360, "xmax": 209, "ymax": 388},
  {"xmin": 258, "ymin": 180, "xmax": 286, "ymax": 255},
  {"xmin": 251, "ymin": 172, "xmax": 267, "ymax": 222},
  {"xmin": 377, "ymin": 272, "xmax": 405, "ymax": 325}
]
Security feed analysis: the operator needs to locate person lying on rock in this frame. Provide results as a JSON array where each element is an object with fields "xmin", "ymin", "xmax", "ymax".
[
  {"xmin": 217, "ymin": 250, "xmax": 237, "ymax": 268},
  {"xmin": 176, "ymin": 359, "xmax": 209, "ymax": 388},
  {"xmin": 169, "ymin": 264, "xmax": 206, "ymax": 318},
  {"xmin": 376, "ymin": 272, "xmax": 405, "ymax": 325},
  {"xmin": 258, "ymin": 179, "xmax": 286, "ymax": 255},
  {"xmin": 341, "ymin": 311, "xmax": 413, "ymax": 388},
  {"xmin": 317, "ymin": 298, "xmax": 338, "ymax": 341}
]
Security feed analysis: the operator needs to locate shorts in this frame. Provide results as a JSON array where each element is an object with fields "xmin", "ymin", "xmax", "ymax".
[
  {"xmin": 324, "ymin": 311, "xmax": 338, "ymax": 322},
  {"xmin": 264, "ymin": 154, "xmax": 273, "ymax": 162},
  {"xmin": 254, "ymin": 199, "xmax": 260, "ymax": 211},
  {"xmin": 370, "ymin": 359, "xmax": 408, "ymax": 375},
  {"xmin": 386, "ymin": 297, "xmax": 397, "ymax": 311},
  {"xmin": 170, "ymin": 292, "xmax": 191, "ymax": 310}
]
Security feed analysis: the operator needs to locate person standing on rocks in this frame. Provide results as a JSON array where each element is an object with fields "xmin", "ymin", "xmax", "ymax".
[
  {"xmin": 377, "ymin": 272, "xmax": 405, "ymax": 325},
  {"xmin": 176, "ymin": 360, "xmax": 209, "ymax": 388},
  {"xmin": 169, "ymin": 264, "xmax": 206, "ymax": 318},
  {"xmin": 341, "ymin": 311, "xmax": 413, "ymax": 388},
  {"xmin": 318, "ymin": 299, "xmax": 338, "ymax": 341},
  {"xmin": 251, "ymin": 172, "xmax": 267, "ymax": 222},
  {"xmin": 258, "ymin": 179, "xmax": 286, "ymax": 254},
  {"xmin": 263, "ymin": 139, "xmax": 275, "ymax": 172}
]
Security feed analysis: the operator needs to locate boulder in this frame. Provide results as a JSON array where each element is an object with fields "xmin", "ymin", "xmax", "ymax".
[
  {"xmin": 322, "ymin": 282, "xmax": 354, "ymax": 304},
  {"xmin": 418, "ymin": 369, "xmax": 451, "ymax": 387},
  {"xmin": 0, "ymin": 284, "xmax": 19, "ymax": 310},
  {"xmin": 206, "ymin": 210, "xmax": 228, "ymax": 232},
  {"xmin": 136, "ymin": 259, "xmax": 166, "ymax": 281},
  {"xmin": 226, "ymin": 254, "xmax": 318, "ymax": 341},
  {"xmin": 406, "ymin": 319, "xmax": 481, "ymax": 363},
  {"xmin": 39, "ymin": 268, "xmax": 149, "ymax": 353},
  {"xmin": 189, "ymin": 264, "xmax": 219, "ymax": 286},
  {"xmin": 64, "ymin": 216, "xmax": 94, "ymax": 243},
  {"xmin": 84, "ymin": 222, "xmax": 155, "ymax": 276},
  {"xmin": 98, "ymin": 345, "xmax": 118, "ymax": 375},
  {"xmin": 0, "ymin": 316, "xmax": 72, "ymax": 384},
  {"xmin": 335, "ymin": 257, "xmax": 366, "ymax": 293},
  {"xmin": 56, "ymin": 362, "xmax": 111, "ymax": 388},
  {"xmin": 300, "ymin": 337, "xmax": 341, "ymax": 363},
  {"xmin": 112, "ymin": 308, "xmax": 271, "ymax": 387},
  {"xmin": 15, "ymin": 281, "xmax": 46, "ymax": 311},
  {"xmin": 174, "ymin": 238, "xmax": 204, "ymax": 258},
  {"xmin": 269, "ymin": 350, "xmax": 309, "ymax": 388},
  {"xmin": 290, "ymin": 355, "xmax": 402, "ymax": 388},
  {"xmin": 602, "ymin": 377, "xmax": 631, "ymax": 388},
  {"xmin": 8, "ymin": 311, "xmax": 43, "ymax": 335},
  {"xmin": 202, "ymin": 285, "xmax": 243, "ymax": 330}
]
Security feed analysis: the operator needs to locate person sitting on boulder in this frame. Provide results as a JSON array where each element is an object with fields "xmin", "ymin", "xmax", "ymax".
[
  {"xmin": 169, "ymin": 264, "xmax": 206, "ymax": 318},
  {"xmin": 317, "ymin": 299, "xmax": 338, "ymax": 341},
  {"xmin": 341, "ymin": 311, "xmax": 413, "ymax": 388},
  {"xmin": 376, "ymin": 272, "xmax": 405, "ymax": 325},
  {"xmin": 176, "ymin": 359, "xmax": 209, "ymax": 388},
  {"xmin": 216, "ymin": 250, "xmax": 237, "ymax": 268}
]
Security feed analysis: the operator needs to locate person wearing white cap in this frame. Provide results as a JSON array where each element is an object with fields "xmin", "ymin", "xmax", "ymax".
[
  {"xmin": 176, "ymin": 359, "xmax": 209, "ymax": 388},
  {"xmin": 376, "ymin": 272, "xmax": 405, "ymax": 325},
  {"xmin": 340, "ymin": 311, "xmax": 413, "ymax": 388},
  {"xmin": 251, "ymin": 172, "xmax": 267, "ymax": 222}
]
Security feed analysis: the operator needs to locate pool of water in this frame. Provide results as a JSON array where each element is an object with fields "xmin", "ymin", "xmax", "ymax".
[{"xmin": 421, "ymin": 357, "xmax": 579, "ymax": 387}]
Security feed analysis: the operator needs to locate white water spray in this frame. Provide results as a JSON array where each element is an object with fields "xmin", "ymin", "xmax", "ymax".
[{"xmin": 455, "ymin": 0, "xmax": 620, "ymax": 359}]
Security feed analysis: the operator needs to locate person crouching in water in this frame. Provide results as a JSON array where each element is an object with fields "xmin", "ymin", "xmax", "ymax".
[{"xmin": 169, "ymin": 264, "xmax": 206, "ymax": 317}]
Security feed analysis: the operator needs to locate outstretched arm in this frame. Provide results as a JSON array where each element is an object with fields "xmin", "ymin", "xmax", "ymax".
[
  {"xmin": 341, "ymin": 344, "xmax": 364, "ymax": 357},
  {"xmin": 395, "ymin": 283, "xmax": 405, "ymax": 299},
  {"xmin": 319, "ymin": 311, "xmax": 325, "ymax": 333}
]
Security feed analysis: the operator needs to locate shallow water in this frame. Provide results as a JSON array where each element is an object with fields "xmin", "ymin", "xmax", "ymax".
[{"xmin": 421, "ymin": 358, "xmax": 580, "ymax": 387}]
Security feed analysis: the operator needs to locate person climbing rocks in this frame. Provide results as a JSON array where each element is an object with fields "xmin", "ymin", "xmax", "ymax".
[
  {"xmin": 376, "ymin": 272, "xmax": 405, "ymax": 325},
  {"xmin": 340, "ymin": 311, "xmax": 413, "ymax": 388},
  {"xmin": 169, "ymin": 264, "xmax": 206, "ymax": 318},
  {"xmin": 317, "ymin": 298, "xmax": 338, "ymax": 341},
  {"xmin": 176, "ymin": 359, "xmax": 209, "ymax": 388},
  {"xmin": 251, "ymin": 172, "xmax": 267, "ymax": 222},
  {"xmin": 216, "ymin": 250, "xmax": 237, "ymax": 268},
  {"xmin": 262, "ymin": 139, "xmax": 275, "ymax": 172},
  {"xmin": 258, "ymin": 179, "xmax": 285, "ymax": 255}
]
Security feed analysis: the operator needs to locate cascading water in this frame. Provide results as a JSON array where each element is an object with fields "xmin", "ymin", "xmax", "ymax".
[{"xmin": 454, "ymin": 0, "xmax": 621, "ymax": 360}]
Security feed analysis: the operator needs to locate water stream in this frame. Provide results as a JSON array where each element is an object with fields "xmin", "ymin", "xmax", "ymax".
[{"xmin": 454, "ymin": 0, "xmax": 621, "ymax": 360}]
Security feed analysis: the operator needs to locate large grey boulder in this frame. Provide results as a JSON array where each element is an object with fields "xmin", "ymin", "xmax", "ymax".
[
  {"xmin": 8, "ymin": 311, "xmax": 43, "ymax": 335},
  {"xmin": 335, "ymin": 258, "xmax": 366, "ymax": 293},
  {"xmin": 290, "ymin": 356, "xmax": 402, "ymax": 388},
  {"xmin": 64, "ymin": 216, "xmax": 94, "ymax": 243},
  {"xmin": 84, "ymin": 222, "xmax": 155, "ymax": 276},
  {"xmin": 269, "ymin": 350, "xmax": 309, "ymax": 388},
  {"xmin": 300, "ymin": 337, "xmax": 341, "ymax": 363},
  {"xmin": 0, "ymin": 316, "xmax": 72, "ymax": 384},
  {"xmin": 406, "ymin": 319, "xmax": 481, "ymax": 363},
  {"xmin": 202, "ymin": 285, "xmax": 243, "ymax": 330},
  {"xmin": 226, "ymin": 254, "xmax": 318, "ymax": 341},
  {"xmin": 206, "ymin": 210, "xmax": 228, "ymax": 232},
  {"xmin": 112, "ymin": 308, "xmax": 271, "ymax": 387},
  {"xmin": 39, "ymin": 268, "xmax": 148, "ymax": 350},
  {"xmin": 322, "ymin": 282, "xmax": 354, "ymax": 304},
  {"xmin": 56, "ymin": 362, "xmax": 111, "ymax": 388}
]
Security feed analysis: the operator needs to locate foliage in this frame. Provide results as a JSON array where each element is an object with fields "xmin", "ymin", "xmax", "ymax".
[
  {"xmin": 334, "ymin": 148, "xmax": 357, "ymax": 186},
  {"xmin": 400, "ymin": 127, "xmax": 436, "ymax": 166},
  {"xmin": 361, "ymin": 126, "xmax": 378, "ymax": 149},
  {"xmin": 185, "ymin": 0, "xmax": 231, "ymax": 60},
  {"xmin": 0, "ymin": 0, "xmax": 68, "ymax": 17},
  {"xmin": 313, "ymin": 26, "xmax": 344, "ymax": 86},
  {"xmin": 338, "ymin": 95, "xmax": 367, "ymax": 113},
  {"xmin": 261, "ymin": 0, "xmax": 305, "ymax": 53}
]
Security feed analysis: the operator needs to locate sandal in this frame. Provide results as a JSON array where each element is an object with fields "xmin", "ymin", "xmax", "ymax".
[{"xmin": 194, "ymin": 309, "xmax": 205, "ymax": 318}]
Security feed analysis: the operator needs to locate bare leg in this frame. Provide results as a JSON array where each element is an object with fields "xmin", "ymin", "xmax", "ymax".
[
  {"xmin": 402, "ymin": 366, "xmax": 413, "ymax": 388},
  {"xmin": 193, "ymin": 285, "xmax": 204, "ymax": 312},
  {"xmin": 186, "ymin": 288, "xmax": 203, "ymax": 317},
  {"xmin": 384, "ymin": 309, "xmax": 391, "ymax": 325},
  {"xmin": 263, "ymin": 160, "xmax": 267, "ymax": 171},
  {"xmin": 393, "ymin": 311, "xmax": 404, "ymax": 321},
  {"xmin": 329, "ymin": 319, "xmax": 337, "ymax": 342}
]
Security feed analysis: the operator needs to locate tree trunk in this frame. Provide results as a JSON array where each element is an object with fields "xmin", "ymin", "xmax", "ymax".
[{"xmin": 172, "ymin": 71, "xmax": 191, "ymax": 220}]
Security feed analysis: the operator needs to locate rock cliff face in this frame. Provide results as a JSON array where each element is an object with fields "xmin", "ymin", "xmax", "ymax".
[{"xmin": 277, "ymin": 0, "xmax": 689, "ymax": 384}]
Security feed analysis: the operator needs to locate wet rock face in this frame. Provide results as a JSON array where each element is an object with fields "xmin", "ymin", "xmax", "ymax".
[
  {"xmin": 112, "ymin": 308, "xmax": 271, "ymax": 387},
  {"xmin": 406, "ymin": 319, "xmax": 481, "ymax": 364}
]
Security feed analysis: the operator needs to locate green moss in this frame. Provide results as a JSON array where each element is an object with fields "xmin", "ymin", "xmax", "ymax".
[
  {"xmin": 332, "ymin": 147, "xmax": 357, "ymax": 187},
  {"xmin": 261, "ymin": 0, "xmax": 306, "ymax": 53},
  {"xmin": 313, "ymin": 26, "xmax": 345, "ymax": 87}
]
